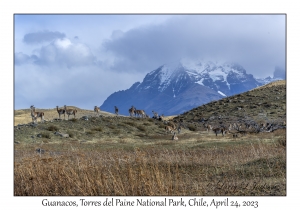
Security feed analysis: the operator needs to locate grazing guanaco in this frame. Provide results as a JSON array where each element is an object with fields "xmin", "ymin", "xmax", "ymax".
[
  {"xmin": 94, "ymin": 106, "xmax": 100, "ymax": 116},
  {"xmin": 114, "ymin": 106, "xmax": 119, "ymax": 115},
  {"xmin": 135, "ymin": 109, "xmax": 146, "ymax": 118},
  {"xmin": 56, "ymin": 106, "xmax": 65, "ymax": 120},
  {"xmin": 172, "ymin": 132, "xmax": 178, "ymax": 140},
  {"xmin": 165, "ymin": 125, "xmax": 175, "ymax": 134},
  {"xmin": 152, "ymin": 111, "xmax": 159, "ymax": 119},
  {"xmin": 64, "ymin": 105, "xmax": 77, "ymax": 119},
  {"xmin": 30, "ymin": 105, "xmax": 44, "ymax": 123},
  {"xmin": 129, "ymin": 106, "xmax": 135, "ymax": 117},
  {"xmin": 212, "ymin": 127, "xmax": 225, "ymax": 136},
  {"xmin": 204, "ymin": 124, "xmax": 213, "ymax": 133}
]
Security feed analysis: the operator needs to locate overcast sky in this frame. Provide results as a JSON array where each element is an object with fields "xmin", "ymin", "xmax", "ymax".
[{"xmin": 14, "ymin": 14, "xmax": 286, "ymax": 110}]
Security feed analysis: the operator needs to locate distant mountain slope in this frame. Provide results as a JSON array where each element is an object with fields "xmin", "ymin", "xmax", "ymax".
[{"xmin": 101, "ymin": 59, "xmax": 284, "ymax": 116}]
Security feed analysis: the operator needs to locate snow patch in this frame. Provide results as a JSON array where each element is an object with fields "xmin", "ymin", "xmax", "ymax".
[
  {"xmin": 172, "ymin": 87, "xmax": 176, "ymax": 98},
  {"xmin": 181, "ymin": 58, "xmax": 214, "ymax": 74},
  {"xmin": 195, "ymin": 78, "xmax": 205, "ymax": 86},
  {"xmin": 158, "ymin": 65, "xmax": 173, "ymax": 91},
  {"xmin": 218, "ymin": 91, "xmax": 227, "ymax": 97},
  {"xmin": 158, "ymin": 62, "xmax": 182, "ymax": 91},
  {"xmin": 208, "ymin": 68, "xmax": 226, "ymax": 82},
  {"xmin": 185, "ymin": 70, "xmax": 198, "ymax": 76}
]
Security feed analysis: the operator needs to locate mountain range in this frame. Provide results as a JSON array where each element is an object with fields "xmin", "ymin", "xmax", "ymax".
[{"xmin": 100, "ymin": 59, "xmax": 285, "ymax": 116}]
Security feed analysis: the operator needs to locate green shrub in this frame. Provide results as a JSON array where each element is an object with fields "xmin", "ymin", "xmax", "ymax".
[
  {"xmin": 125, "ymin": 121, "xmax": 137, "ymax": 127},
  {"xmin": 277, "ymin": 137, "xmax": 286, "ymax": 147},
  {"xmin": 113, "ymin": 130, "xmax": 121, "ymax": 135},
  {"xmin": 86, "ymin": 130, "xmax": 96, "ymax": 135},
  {"xmin": 91, "ymin": 127, "xmax": 103, "ymax": 132},
  {"xmin": 40, "ymin": 132, "xmax": 51, "ymax": 139},
  {"xmin": 187, "ymin": 125, "xmax": 197, "ymax": 131},
  {"xmin": 69, "ymin": 118, "xmax": 78, "ymax": 122},
  {"xmin": 158, "ymin": 124, "xmax": 166, "ymax": 129},
  {"xmin": 137, "ymin": 125, "xmax": 147, "ymax": 132},
  {"xmin": 107, "ymin": 125, "xmax": 116, "ymax": 129},
  {"xmin": 67, "ymin": 131, "xmax": 75, "ymax": 138},
  {"xmin": 47, "ymin": 125, "xmax": 59, "ymax": 131}
]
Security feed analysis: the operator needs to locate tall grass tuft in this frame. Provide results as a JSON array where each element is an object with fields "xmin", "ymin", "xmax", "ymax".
[{"xmin": 14, "ymin": 142, "xmax": 286, "ymax": 196}]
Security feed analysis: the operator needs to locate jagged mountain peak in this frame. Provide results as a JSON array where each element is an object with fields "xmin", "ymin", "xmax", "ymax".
[
  {"xmin": 100, "ymin": 59, "xmax": 274, "ymax": 116},
  {"xmin": 144, "ymin": 59, "xmax": 254, "ymax": 95}
]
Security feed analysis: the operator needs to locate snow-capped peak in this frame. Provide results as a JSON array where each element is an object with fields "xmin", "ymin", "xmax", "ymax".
[
  {"xmin": 149, "ymin": 58, "xmax": 261, "ymax": 96},
  {"xmin": 158, "ymin": 61, "xmax": 183, "ymax": 91}
]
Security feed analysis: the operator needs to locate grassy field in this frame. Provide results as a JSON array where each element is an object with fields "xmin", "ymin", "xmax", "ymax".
[
  {"xmin": 14, "ymin": 128, "xmax": 286, "ymax": 196},
  {"xmin": 14, "ymin": 81, "xmax": 286, "ymax": 196}
]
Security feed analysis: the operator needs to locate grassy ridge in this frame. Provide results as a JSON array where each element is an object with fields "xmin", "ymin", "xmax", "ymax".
[{"xmin": 174, "ymin": 80, "xmax": 286, "ymax": 126}]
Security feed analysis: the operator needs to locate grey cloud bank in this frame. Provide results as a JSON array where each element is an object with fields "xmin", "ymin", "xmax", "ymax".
[
  {"xmin": 23, "ymin": 30, "xmax": 66, "ymax": 44},
  {"xmin": 102, "ymin": 15, "xmax": 285, "ymax": 77},
  {"xmin": 16, "ymin": 38, "xmax": 96, "ymax": 68},
  {"xmin": 14, "ymin": 52, "xmax": 37, "ymax": 65},
  {"xmin": 35, "ymin": 39, "xmax": 96, "ymax": 67}
]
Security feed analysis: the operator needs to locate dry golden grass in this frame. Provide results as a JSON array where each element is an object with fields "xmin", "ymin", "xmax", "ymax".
[
  {"xmin": 163, "ymin": 115, "xmax": 177, "ymax": 121},
  {"xmin": 14, "ymin": 132, "xmax": 286, "ymax": 196},
  {"xmin": 251, "ymin": 80, "xmax": 286, "ymax": 91}
]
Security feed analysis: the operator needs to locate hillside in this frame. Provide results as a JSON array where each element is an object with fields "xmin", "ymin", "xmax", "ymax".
[
  {"xmin": 14, "ymin": 80, "xmax": 286, "ymax": 196},
  {"xmin": 14, "ymin": 80, "xmax": 286, "ymax": 141},
  {"xmin": 173, "ymin": 80, "xmax": 286, "ymax": 130}
]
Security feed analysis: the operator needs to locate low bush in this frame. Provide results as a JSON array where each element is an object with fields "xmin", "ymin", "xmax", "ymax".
[
  {"xmin": 187, "ymin": 125, "xmax": 197, "ymax": 131},
  {"xmin": 40, "ymin": 132, "xmax": 51, "ymax": 139},
  {"xmin": 67, "ymin": 131, "xmax": 75, "ymax": 138},
  {"xmin": 69, "ymin": 118, "xmax": 78, "ymax": 122},
  {"xmin": 91, "ymin": 127, "xmax": 103, "ymax": 132},
  {"xmin": 125, "ymin": 121, "xmax": 137, "ymax": 127},
  {"xmin": 137, "ymin": 125, "xmax": 147, "ymax": 132},
  {"xmin": 47, "ymin": 125, "xmax": 59, "ymax": 131}
]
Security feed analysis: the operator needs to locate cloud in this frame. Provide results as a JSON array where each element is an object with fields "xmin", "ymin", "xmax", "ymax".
[
  {"xmin": 19, "ymin": 30, "xmax": 96, "ymax": 68},
  {"xmin": 18, "ymin": 38, "xmax": 96, "ymax": 68},
  {"xmin": 23, "ymin": 30, "xmax": 66, "ymax": 44},
  {"xmin": 101, "ymin": 15, "xmax": 286, "ymax": 77},
  {"xmin": 274, "ymin": 66, "xmax": 286, "ymax": 79},
  {"xmin": 14, "ymin": 52, "xmax": 38, "ymax": 65}
]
